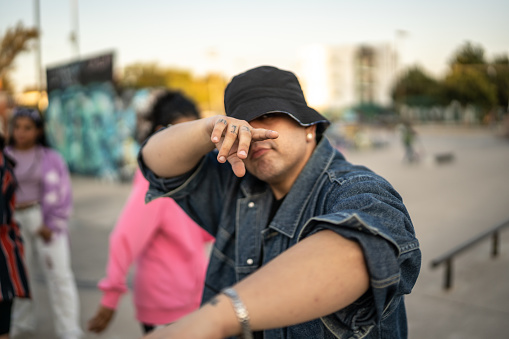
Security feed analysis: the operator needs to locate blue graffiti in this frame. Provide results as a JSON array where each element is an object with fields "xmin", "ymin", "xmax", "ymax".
[{"xmin": 45, "ymin": 82, "xmax": 150, "ymax": 181}]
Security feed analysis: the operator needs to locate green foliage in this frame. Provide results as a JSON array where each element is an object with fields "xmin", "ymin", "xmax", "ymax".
[
  {"xmin": 449, "ymin": 41, "xmax": 486, "ymax": 66},
  {"xmin": 443, "ymin": 42, "xmax": 502, "ymax": 112},
  {"xmin": 493, "ymin": 54, "xmax": 509, "ymax": 65},
  {"xmin": 119, "ymin": 62, "xmax": 227, "ymax": 114},
  {"xmin": 121, "ymin": 62, "xmax": 167, "ymax": 89},
  {"xmin": 392, "ymin": 66, "xmax": 444, "ymax": 107},
  {"xmin": 392, "ymin": 41, "xmax": 508, "ymax": 119},
  {"xmin": 491, "ymin": 54, "xmax": 509, "ymax": 108},
  {"xmin": 0, "ymin": 22, "xmax": 39, "ymax": 91},
  {"xmin": 0, "ymin": 73, "xmax": 14, "ymax": 92},
  {"xmin": 444, "ymin": 64, "xmax": 497, "ymax": 109}
]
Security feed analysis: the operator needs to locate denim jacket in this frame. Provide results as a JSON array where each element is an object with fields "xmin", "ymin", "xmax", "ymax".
[{"xmin": 139, "ymin": 137, "xmax": 421, "ymax": 339}]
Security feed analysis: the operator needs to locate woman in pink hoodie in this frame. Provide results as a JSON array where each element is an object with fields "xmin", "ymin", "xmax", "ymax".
[{"xmin": 88, "ymin": 91, "xmax": 214, "ymax": 335}]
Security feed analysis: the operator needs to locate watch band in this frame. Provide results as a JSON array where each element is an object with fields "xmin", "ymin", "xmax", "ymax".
[{"xmin": 222, "ymin": 287, "xmax": 253, "ymax": 339}]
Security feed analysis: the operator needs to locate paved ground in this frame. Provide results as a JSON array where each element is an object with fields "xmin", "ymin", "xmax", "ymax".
[
  {"xmin": 15, "ymin": 123, "xmax": 509, "ymax": 338},
  {"xmin": 346, "ymin": 124, "xmax": 509, "ymax": 339}
]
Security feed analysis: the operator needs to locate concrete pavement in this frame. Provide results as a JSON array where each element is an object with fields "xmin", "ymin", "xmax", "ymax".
[
  {"xmin": 19, "ymin": 124, "xmax": 509, "ymax": 339},
  {"xmin": 346, "ymin": 124, "xmax": 509, "ymax": 339}
]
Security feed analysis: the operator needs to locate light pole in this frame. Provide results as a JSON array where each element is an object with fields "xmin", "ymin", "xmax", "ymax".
[
  {"xmin": 70, "ymin": 0, "xmax": 80, "ymax": 59},
  {"xmin": 394, "ymin": 29, "xmax": 407, "ymax": 78},
  {"xmin": 34, "ymin": 0, "xmax": 43, "ymax": 90},
  {"xmin": 393, "ymin": 30, "xmax": 408, "ymax": 112}
]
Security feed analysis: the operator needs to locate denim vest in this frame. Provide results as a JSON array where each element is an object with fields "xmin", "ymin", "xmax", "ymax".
[{"xmin": 139, "ymin": 137, "xmax": 421, "ymax": 339}]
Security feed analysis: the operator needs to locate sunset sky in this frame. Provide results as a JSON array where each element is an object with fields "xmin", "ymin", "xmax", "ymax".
[{"xmin": 1, "ymin": 0, "xmax": 508, "ymax": 92}]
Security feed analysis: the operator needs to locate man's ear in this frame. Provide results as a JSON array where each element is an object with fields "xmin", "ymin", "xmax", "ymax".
[{"xmin": 305, "ymin": 124, "xmax": 317, "ymax": 142}]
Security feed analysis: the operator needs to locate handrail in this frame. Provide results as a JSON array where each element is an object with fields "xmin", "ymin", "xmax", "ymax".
[{"xmin": 430, "ymin": 219, "xmax": 509, "ymax": 290}]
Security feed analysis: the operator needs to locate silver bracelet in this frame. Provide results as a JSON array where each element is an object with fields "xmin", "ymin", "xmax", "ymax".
[{"xmin": 221, "ymin": 287, "xmax": 253, "ymax": 339}]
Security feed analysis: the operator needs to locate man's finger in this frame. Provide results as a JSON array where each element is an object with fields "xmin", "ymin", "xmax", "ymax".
[
  {"xmin": 251, "ymin": 128, "xmax": 279, "ymax": 141},
  {"xmin": 210, "ymin": 117, "xmax": 228, "ymax": 143},
  {"xmin": 236, "ymin": 125, "xmax": 252, "ymax": 159},
  {"xmin": 217, "ymin": 123, "xmax": 240, "ymax": 162},
  {"xmin": 228, "ymin": 155, "xmax": 246, "ymax": 177}
]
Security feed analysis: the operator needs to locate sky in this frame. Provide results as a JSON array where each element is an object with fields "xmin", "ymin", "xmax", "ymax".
[{"xmin": 1, "ymin": 0, "xmax": 508, "ymax": 93}]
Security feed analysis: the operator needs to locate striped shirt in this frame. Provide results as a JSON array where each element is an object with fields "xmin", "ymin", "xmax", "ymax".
[{"xmin": 0, "ymin": 151, "xmax": 30, "ymax": 302}]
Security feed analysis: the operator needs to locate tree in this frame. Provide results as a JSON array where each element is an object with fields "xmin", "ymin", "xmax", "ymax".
[
  {"xmin": 392, "ymin": 66, "xmax": 444, "ymax": 107},
  {"xmin": 120, "ymin": 62, "xmax": 167, "ymax": 89},
  {"xmin": 443, "ymin": 64, "xmax": 497, "ymax": 110},
  {"xmin": 493, "ymin": 54, "xmax": 509, "ymax": 65},
  {"xmin": 0, "ymin": 22, "xmax": 39, "ymax": 92},
  {"xmin": 119, "ymin": 62, "xmax": 227, "ymax": 114},
  {"xmin": 490, "ymin": 54, "xmax": 509, "ymax": 109},
  {"xmin": 442, "ymin": 42, "xmax": 497, "ymax": 120},
  {"xmin": 449, "ymin": 41, "xmax": 486, "ymax": 66}
]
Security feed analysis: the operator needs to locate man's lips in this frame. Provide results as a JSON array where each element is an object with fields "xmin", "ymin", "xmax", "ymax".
[{"xmin": 249, "ymin": 146, "xmax": 272, "ymax": 160}]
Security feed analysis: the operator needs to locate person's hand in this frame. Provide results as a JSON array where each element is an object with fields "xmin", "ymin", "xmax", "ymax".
[
  {"xmin": 208, "ymin": 116, "xmax": 279, "ymax": 177},
  {"xmin": 141, "ymin": 308, "xmax": 224, "ymax": 339},
  {"xmin": 37, "ymin": 225, "xmax": 53, "ymax": 243},
  {"xmin": 88, "ymin": 305, "xmax": 115, "ymax": 333}
]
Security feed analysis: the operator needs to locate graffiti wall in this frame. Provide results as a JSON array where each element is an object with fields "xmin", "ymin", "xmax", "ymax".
[{"xmin": 45, "ymin": 53, "xmax": 151, "ymax": 180}]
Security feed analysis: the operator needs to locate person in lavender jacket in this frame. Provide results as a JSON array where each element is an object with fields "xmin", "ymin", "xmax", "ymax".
[{"xmin": 6, "ymin": 107, "xmax": 82, "ymax": 339}]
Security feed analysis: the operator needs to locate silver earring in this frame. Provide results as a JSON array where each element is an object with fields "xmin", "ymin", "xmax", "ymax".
[{"xmin": 307, "ymin": 133, "xmax": 313, "ymax": 140}]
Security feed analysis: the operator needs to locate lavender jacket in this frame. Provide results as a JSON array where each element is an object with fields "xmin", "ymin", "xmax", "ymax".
[{"xmin": 7, "ymin": 146, "xmax": 73, "ymax": 234}]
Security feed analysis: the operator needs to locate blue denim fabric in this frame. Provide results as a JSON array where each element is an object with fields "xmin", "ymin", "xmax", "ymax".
[{"xmin": 139, "ymin": 137, "xmax": 421, "ymax": 339}]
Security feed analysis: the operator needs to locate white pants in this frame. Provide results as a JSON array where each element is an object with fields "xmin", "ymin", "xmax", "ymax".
[{"xmin": 12, "ymin": 205, "xmax": 83, "ymax": 339}]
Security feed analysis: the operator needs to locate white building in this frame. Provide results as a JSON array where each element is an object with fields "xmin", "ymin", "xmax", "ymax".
[{"xmin": 298, "ymin": 43, "xmax": 397, "ymax": 112}]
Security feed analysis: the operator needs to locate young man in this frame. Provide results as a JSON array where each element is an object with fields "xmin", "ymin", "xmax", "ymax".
[{"xmin": 139, "ymin": 66, "xmax": 421, "ymax": 339}]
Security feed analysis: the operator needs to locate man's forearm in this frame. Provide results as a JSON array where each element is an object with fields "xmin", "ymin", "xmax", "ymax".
[
  {"xmin": 229, "ymin": 230, "xmax": 370, "ymax": 332},
  {"xmin": 144, "ymin": 229, "xmax": 370, "ymax": 339},
  {"xmin": 141, "ymin": 115, "xmax": 279, "ymax": 179},
  {"xmin": 175, "ymin": 230, "xmax": 369, "ymax": 338},
  {"xmin": 141, "ymin": 117, "xmax": 215, "ymax": 178}
]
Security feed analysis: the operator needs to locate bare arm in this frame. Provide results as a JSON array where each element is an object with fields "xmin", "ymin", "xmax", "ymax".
[
  {"xmin": 144, "ymin": 230, "xmax": 370, "ymax": 339},
  {"xmin": 140, "ymin": 116, "xmax": 215, "ymax": 178},
  {"xmin": 141, "ymin": 115, "xmax": 279, "ymax": 178}
]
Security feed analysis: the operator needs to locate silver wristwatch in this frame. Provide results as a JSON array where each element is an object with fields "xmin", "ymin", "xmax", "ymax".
[{"xmin": 222, "ymin": 287, "xmax": 254, "ymax": 339}]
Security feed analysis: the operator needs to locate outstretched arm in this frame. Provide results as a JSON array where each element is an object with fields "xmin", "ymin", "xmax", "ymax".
[
  {"xmin": 141, "ymin": 115, "xmax": 278, "ymax": 178},
  {"xmin": 89, "ymin": 173, "xmax": 165, "ymax": 333},
  {"xmin": 144, "ymin": 230, "xmax": 369, "ymax": 339}
]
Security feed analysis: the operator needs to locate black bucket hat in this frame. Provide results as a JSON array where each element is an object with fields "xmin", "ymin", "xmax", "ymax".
[{"xmin": 224, "ymin": 66, "xmax": 330, "ymax": 133}]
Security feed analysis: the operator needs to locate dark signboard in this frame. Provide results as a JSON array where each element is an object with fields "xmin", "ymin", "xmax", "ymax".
[{"xmin": 46, "ymin": 52, "xmax": 114, "ymax": 92}]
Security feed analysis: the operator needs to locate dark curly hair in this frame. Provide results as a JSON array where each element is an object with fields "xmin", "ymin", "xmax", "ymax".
[{"xmin": 138, "ymin": 91, "xmax": 200, "ymax": 143}]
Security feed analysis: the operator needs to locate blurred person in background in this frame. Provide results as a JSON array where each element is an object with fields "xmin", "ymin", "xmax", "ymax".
[
  {"xmin": 87, "ymin": 91, "xmax": 214, "ymax": 335},
  {"xmin": 6, "ymin": 107, "xmax": 82, "ymax": 339},
  {"xmin": 0, "ymin": 128, "xmax": 30, "ymax": 339},
  {"xmin": 139, "ymin": 66, "xmax": 420, "ymax": 339},
  {"xmin": 397, "ymin": 120, "xmax": 419, "ymax": 163}
]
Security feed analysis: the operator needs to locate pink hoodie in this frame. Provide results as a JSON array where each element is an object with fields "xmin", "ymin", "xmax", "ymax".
[{"xmin": 98, "ymin": 169, "xmax": 213, "ymax": 324}]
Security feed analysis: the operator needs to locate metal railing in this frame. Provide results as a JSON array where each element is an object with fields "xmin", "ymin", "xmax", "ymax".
[{"xmin": 430, "ymin": 219, "xmax": 509, "ymax": 290}]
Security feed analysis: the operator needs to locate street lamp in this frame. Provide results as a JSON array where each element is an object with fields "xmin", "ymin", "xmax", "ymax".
[
  {"xmin": 70, "ymin": 0, "xmax": 80, "ymax": 59},
  {"xmin": 34, "ymin": 0, "xmax": 43, "ymax": 90},
  {"xmin": 394, "ymin": 29, "xmax": 408, "ymax": 78}
]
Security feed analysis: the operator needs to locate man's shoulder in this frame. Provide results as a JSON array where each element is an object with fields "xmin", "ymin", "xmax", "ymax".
[
  {"xmin": 307, "ymin": 139, "xmax": 383, "ymax": 186},
  {"xmin": 319, "ymin": 156, "xmax": 393, "ymax": 201},
  {"xmin": 327, "ymin": 149, "xmax": 376, "ymax": 177}
]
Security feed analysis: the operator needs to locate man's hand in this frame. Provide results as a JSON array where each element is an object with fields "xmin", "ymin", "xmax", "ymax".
[
  {"xmin": 88, "ymin": 305, "xmax": 115, "ymax": 333},
  {"xmin": 208, "ymin": 116, "xmax": 279, "ymax": 177}
]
